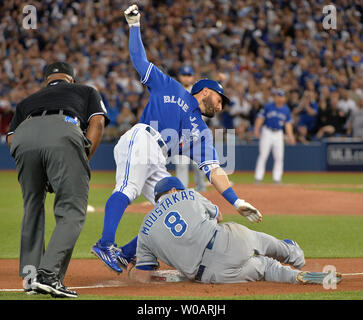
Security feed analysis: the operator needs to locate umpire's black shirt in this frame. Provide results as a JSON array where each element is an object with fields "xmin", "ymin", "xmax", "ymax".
[{"xmin": 8, "ymin": 80, "xmax": 109, "ymax": 136}]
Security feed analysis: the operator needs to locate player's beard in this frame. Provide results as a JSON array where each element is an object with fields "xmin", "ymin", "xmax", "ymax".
[{"xmin": 201, "ymin": 96, "xmax": 216, "ymax": 118}]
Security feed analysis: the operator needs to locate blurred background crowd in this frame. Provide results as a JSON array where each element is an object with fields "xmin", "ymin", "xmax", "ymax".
[{"xmin": 0, "ymin": 0, "xmax": 362, "ymax": 143}]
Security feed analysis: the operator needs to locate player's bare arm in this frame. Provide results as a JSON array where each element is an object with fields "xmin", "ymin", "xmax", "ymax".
[
  {"xmin": 127, "ymin": 263, "xmax": 152, "ymax": 283},
  {"xmin": 85, "ymin": 115, "xmax": 105, "ymax": 160},
  {"xmin": 253, "ymin": 116, "xmax": 264, "ymax": 138},
  {"xmin": 285, "ymin": 122, "xmax": 296, "ymax": 145},
  {"xmin": 208, "ymin": 166, "xmax": 262, "ymax": 223}
]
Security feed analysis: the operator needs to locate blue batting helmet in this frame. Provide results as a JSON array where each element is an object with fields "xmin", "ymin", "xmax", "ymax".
[
  {"xmin": 191, "ymin": 79, "xmax": 230, "ymax": 107},
  {"xmin": 154, "ymin": 176, "xmax": 185, "ymax": 200}
]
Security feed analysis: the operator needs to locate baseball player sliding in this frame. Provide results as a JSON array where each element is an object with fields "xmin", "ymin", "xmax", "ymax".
[
  {"xmin": 92, "ymin": 4, "xmax": 262, "ymax": 274},
  {"xmin": 128, "ymin": 176, "xmax": 342, "ymax": 285}
]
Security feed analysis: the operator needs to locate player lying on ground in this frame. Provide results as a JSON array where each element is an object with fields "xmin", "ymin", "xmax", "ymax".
[
  {"xmin": 91, "ymin": 4, "xmax": 262, "ymax": 274},
  {"xmin": 128, "ymin": 176, "xmax": 342, "ymax": 285}
]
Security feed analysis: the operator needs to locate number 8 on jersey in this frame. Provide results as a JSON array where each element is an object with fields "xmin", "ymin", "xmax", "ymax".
[{"xmin": 164, "ymin": 211, "xmax": 187, "ymax": 237}]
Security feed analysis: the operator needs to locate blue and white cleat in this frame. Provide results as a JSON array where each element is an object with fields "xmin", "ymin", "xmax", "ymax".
[
  {"xmin": 115, "ymin": 247, "xmax": 133, "ymax": 270},
  {"xmin": 91, "ymin": 241, "xmax": 123, "ymax": 274},
  {"xmin": 297, "ymin": 271, "xmax": 342, "ymax": 285}
]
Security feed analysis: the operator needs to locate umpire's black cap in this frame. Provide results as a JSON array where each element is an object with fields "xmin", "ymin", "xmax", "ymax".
[{"xmin": 44, "ymin": 62, "xmax": 75, "ymax": 80}]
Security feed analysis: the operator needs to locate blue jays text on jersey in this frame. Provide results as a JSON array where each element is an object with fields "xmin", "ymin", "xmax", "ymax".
[
  {"xmin": 129, "ymin": 26, "xmax": 219, "ymax": 170},
  {"xmin": 163, "ymin": 95, "xmax": 190, "ymax": 112}
]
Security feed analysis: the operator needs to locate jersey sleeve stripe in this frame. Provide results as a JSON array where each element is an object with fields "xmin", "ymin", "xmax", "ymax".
[
  {"xmin": 136, "ymin": 261, "xmax": 159, "ymax": 268},
  {"xmin": 87, "ymin": 112, "xmax": 108, "ymax": 123},
  {"xmin": 140, "ymin": 63, "xmax": 153, "ymax": 84},
  {"xmin": 213, "ymin": 205, "xmax": 219, "ymax": 219}
]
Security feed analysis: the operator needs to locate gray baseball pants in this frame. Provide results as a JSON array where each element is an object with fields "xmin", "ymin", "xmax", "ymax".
[
  {"xmin": 10, "ymin": 115, "xmax": 90, "ymax": 281},
  {"xmin": 198, "ymin": 222, "xmax": 304, "ymax": 283}
]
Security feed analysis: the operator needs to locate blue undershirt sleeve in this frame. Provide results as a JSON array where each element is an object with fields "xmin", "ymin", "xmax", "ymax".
[{"xmin": 129, "ymin": 26, "xmax": 150, "ymax": 80}]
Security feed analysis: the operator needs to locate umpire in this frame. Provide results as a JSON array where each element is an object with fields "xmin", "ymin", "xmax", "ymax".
[{"xmin": 6, "ymin": 62, "xmax": 109, "ymax": 298}]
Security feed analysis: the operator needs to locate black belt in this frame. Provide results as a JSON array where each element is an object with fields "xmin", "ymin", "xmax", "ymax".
[
  {"xmin": 29, "ymin": 109, "xmax": 77, "ymax": 119},
  {"xmin": 195, "ymin": 230, "xmax": 218, "ymax": 282},
  {"xmin": 145, "ymin": 125, "xmax": 168, "ymax": 152},
  {"xmin": 265, "ymin": 126, "xmax": 281, "ymax": 132}
]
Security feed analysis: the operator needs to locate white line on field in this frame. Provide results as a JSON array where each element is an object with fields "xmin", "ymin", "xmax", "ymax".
[
  {"xmin": 341, "ymin": 272, "xmax": 363, "ymax": 276},
  {"xmin": 69, "ymin": 284, "xmax": 127, "ymax": 289},
  {"xmin": 0, "ymin": 283, "xmax": 127, "ymax": 292},
  {"xmin": 0, "ymin": 289, "xmax": 23, "ymax": 292}
]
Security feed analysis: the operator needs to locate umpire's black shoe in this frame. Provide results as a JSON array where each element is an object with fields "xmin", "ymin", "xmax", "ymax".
[{"xmin": 31, "ymin": 269, "xmax": 78, "ymax": 298}]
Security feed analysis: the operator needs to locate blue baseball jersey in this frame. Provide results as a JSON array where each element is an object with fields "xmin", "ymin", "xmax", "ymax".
[
  {"xmin": 130, "ymin": 27, "xmax": 218, "ymax": 168},
  {"xmin": 257, "ymin": 102, "xmax": 293, "ymax": 130}
]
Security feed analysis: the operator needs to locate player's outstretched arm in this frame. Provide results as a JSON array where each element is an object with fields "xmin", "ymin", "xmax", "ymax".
[
  {"xmin": 128, "ymin": 263, "xmax": 152, "ymax": 283},
  {"xmin": 124, "ymin": 4, "xmax": 150, "ymax": 80},
  {"xmin": 209, "ymin": 167, "xmax": 262, "ymax": 223}
]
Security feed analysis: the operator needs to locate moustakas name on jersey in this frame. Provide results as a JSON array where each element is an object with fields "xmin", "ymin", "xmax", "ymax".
[{"xmin": 129, "ymin": 26, "xmax": 218, "ymax": 171}]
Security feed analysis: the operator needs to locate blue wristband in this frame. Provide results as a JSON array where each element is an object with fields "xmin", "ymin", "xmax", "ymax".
[{"xmin": 221, "ymin": 187, "xmax": 238, "ymax": 205}]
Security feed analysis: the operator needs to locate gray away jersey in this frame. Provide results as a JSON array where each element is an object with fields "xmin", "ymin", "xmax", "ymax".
[{"xmin": 136, "ymin": 189, "xmax": 219, "ymax": 279}]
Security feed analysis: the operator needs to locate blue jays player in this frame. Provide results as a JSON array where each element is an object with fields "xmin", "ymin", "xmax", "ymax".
[
  {"xmin": 254, "ymin": 89, "xmax": 296, "ymax": 184},
  {"xmin": 175, "ymin": 65, "xmax": 207, "ymax": 192},
  {"xmin": 91, "ymin": 4, "xmax": 262, "ymax": 273},
  {"xmin": 128, "ymin": 176, "xmax": 342, "ymax": 285}
]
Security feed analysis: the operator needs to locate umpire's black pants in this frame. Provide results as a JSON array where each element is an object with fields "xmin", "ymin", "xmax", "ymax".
[{"xmin": 10, "ymin": 114, "xmax": 90, "ymax": 281}]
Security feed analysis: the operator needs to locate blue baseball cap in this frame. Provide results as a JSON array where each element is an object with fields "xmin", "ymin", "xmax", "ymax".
[
  {"xmin": 180, "ymin": 66, "xmax": 194, "ymax": 76},
  {"xmin": 154, "ymin": 176, "xmax": 185, "ymax": 200},
  {"xmin": 191, "ymin": 79, "xmax": 230, "ymax": 107}
]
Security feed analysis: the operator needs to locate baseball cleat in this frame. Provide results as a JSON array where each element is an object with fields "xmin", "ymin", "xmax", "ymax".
[
  {"xmin": 91, "ymin": 241, "xmax": 123, "ymax": 274},
  {"xmin": 23, "ymin": 278, "xmax": 39, "ymax": 295},
  {"xmin": 115, "ymin": 247, "xmax": 133, "ymax": 270},
  {"xmin": 31, "ymin": 269, "xmax": 77, "ymax": 298},
  {"xmin": 296, "ymin": 271, "xmax": 342, "ymax": 285}
]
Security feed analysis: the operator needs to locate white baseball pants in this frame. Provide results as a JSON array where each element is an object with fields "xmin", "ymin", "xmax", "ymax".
[
  {"xmin": 254, "ymin": 126, "xmax": 284, "ymax": 182},
  {"xmin": 113, "ymin": 123, "xmax": 170, "ymax": 204}
]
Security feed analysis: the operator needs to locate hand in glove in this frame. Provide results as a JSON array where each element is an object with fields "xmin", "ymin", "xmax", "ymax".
[
  {"xmin": 234, "ymin": 199, "xmax": 262, "ymax": 223},
  {"xmin": 124, "ymin": 4, "xmax": 140, "ymax": 27}
]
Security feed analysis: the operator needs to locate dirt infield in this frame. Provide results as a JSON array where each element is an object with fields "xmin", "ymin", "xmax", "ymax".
[
  {"xmin": 1, "ymin": 259, "xmax": 362, "ymax": 297},
  {"xmin": 1, "ymin": 183, "xmax": 362, "ymax": 298},
  {"xmin": 125, "ymin": 184, "xmax": 363, "ymax": 215}
]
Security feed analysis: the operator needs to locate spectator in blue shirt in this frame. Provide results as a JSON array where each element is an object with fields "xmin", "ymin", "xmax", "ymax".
[{"xmin": 293, "ymin": 89, "xmax": 319, "ymax": 144}]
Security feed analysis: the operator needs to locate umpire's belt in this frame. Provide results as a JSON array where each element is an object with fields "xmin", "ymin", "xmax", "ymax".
[
  {"xmin": 145, "ymin": 125, "xmax": 168, "ymax": 158},
  {"xmin": 28, "ymin": 109, "xmax": 80, "ymax": 127},
  {"xmin": 195, "ymin": 230, "xmax": 218, "ymax": 282}
]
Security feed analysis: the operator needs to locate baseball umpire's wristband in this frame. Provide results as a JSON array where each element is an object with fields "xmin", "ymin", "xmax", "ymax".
[{"xmin": 221, "ymin": 187, "xmax": 238, "ymax": 205}]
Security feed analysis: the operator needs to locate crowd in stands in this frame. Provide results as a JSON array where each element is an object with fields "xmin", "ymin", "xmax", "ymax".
[{"xmin": 1, "ymin": 0, "xmax": 362, "ymax": 143}]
